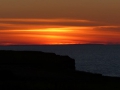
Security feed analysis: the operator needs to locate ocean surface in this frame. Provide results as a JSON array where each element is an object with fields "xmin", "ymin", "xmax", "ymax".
[{"xmin": 0, "ymin": 44, "xmax": 120, "ymax": 77}]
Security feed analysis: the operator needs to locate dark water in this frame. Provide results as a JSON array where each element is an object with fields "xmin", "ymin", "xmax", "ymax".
[{"xmin": 0, "ymin": 44, "xmax": 120, "ymax": 77}]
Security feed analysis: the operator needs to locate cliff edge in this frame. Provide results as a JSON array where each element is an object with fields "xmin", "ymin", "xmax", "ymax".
[{"xmin": 0, "ymin": 50, "xmax": 120, "ymax": 90}]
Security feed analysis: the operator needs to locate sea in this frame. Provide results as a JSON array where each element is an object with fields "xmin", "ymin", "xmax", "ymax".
[{"xmin": 0, "ymin": 44, "xmax": 120, "ymax": 77}]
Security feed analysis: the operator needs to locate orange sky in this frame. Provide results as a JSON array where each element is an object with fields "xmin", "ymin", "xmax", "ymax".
[
  {"xmin": 0, "ymin": 19, "xmax": 120, "ymax": 45},
  {"xmin": 0, "ymin": 0, "xmax": 120, "ymax": 45}
]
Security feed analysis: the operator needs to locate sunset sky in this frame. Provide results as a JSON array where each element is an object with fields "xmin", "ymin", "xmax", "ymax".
[{"xmin": 0, "ymin": 0, "xmax": 120, "ymax": 45}]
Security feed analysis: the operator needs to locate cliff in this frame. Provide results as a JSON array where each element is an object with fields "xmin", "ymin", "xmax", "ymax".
[{"xmin": 0, "ymin": 50, "xmax": 120, "ymax": 90}]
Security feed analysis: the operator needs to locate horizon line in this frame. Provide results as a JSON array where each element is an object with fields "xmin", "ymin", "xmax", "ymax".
[{"xmin": 0, "ymin": 43, "xmax": 120, "ymax": 46}]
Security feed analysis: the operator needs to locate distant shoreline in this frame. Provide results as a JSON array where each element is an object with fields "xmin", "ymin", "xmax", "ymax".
[{"xmin": 1, "ymin": 44, "xmax": 120, "ymax": 46}]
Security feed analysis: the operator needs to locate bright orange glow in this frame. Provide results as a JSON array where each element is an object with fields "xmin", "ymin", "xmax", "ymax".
[
  {"xmin": 0, "ymin": 18, "xmax": 120, "ymax": 45},
  {"xmin": 1, "ymin": 26, "xmax": 120, "ymax": 45},
  {"xmin": 0, "ymin": 27, "xmax": 78, "ymax": 45}
]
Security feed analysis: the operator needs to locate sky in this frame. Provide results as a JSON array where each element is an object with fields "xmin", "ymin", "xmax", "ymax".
[{"xmin": 0, "ymin": 0, "xmax": 120, "ymax": 45}]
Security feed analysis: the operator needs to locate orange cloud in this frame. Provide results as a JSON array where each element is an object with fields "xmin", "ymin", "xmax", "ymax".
[
  {"xmin": 0, "ymin": 18, "xmax": 120, "ymax": 45},
  {"xmin": 0, "ymin": 18, "xmax": 94, "ymax": 23},
  {"xmin": 0, "ymin": 18, "xmax": 104, "ymax": 30}
]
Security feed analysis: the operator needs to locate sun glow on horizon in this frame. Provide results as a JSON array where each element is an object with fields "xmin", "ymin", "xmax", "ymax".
[
  {"xmin": 0, "ymin": 27, "xmax": 80, "ymax": 45},
  {"xmin": 0, "ymin": 23, "xmax": 120, "ymax": 45}
]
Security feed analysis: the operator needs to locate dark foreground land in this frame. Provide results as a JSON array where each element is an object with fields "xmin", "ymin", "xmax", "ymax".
[{"xmin": 0, "ymin": 50, "xmax": 120, "ymax": 90}]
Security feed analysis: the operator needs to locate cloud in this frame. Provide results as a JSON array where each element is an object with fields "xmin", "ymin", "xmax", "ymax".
[
  {"xmin": 94, "ymin": 26, "xmax": 120, "ymax": 32},
  {"xmin": 97, "ymin": 26, "xmax": 120, "ymax": 29},
  {"xmin": 0, "ymin": 18, "xmax": 93, "ymax": 23},
  {"xmin": 0, "ymin": 18, "xmax": 106, "ymax": 30}
]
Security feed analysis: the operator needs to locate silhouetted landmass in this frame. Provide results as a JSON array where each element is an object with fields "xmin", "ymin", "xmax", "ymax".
[{"xmin": 0, "ymin": 50, "xmax": 120, "ymax": 90}]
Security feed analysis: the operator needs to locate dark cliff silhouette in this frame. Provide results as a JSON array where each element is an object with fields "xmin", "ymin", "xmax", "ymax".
[{"xmin": 0, "ymin": 50, "xmax": 120, "ymax": 90}]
